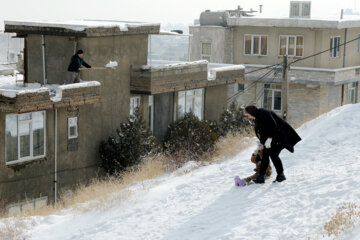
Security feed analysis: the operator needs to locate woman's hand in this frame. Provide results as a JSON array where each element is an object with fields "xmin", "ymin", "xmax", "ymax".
[{"xmin": 265, "ymin": 138, "xmax": 272, "ymax": 149}]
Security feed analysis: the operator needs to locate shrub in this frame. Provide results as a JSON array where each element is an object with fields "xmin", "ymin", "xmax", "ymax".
[
  {"xmin": 164, "ymin": 112, "xmax": 217, "ymax": 161},
  {"xmin": 215, "ymin": 101, "xmax": 253, "ymax": 137},
  {"xmin": 99, "ymin": 107, "xmax": 160, "ymax": 174}
]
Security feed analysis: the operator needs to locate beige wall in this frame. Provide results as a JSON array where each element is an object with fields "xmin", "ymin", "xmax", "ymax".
[
  {"xmin": 190, "ymin": 25, "xmax": 360, "ymax": 69},
  {"xmin": 0, "ymin": 34, "xmax": 149, "ymax": 206},
  {"xmin": 204, "ymin": 85, "xmax": 228, "ymax": 121},
  {"xmin": 189, "ymin": 26, "xmax": 233, "ymax": 64}
]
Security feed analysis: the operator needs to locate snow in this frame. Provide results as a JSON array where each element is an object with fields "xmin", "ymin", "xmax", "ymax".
[
  {"xmin": 208, "ymin": 65, "xmax": 245, "ymax": 80},
  {"xmin": 0, "ymin": 74, "xmax": 100, "ymax": 101},
  {"xmin": 143, "ymin": 60, "xmax": 207, "ymax": 70},
  {"xmin": 3, "ymin": 104, "xmax": 360, "ymax": 239},
  {"xmin": 105, "ymin": 61, "xmax": 118, "ymax": 68},
  {"xmin": 4, "ymin": 20, "xmax": 160, "ymax": 32}
]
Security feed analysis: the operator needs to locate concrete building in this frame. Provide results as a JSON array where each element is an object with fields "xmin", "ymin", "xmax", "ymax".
[
  {"xmin": 189, "ymin": 2, "xmax": 360, "ymax": 126},
  {"xmin": 0, "ymin": 20, "xmax": 244, "ymax": 213}
]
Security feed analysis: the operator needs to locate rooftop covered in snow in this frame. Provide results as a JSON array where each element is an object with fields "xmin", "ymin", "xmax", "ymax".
[
  {"xmin": 131, "ymin": 60, "xmax": 244, "ymax": 94},
  {"xmin": 0, "ymin": 75, "xmax": 101, "ymax": 113},
  {"xmin": 227, "ymin": 16, "xmax": 360, "ymax": 29},
  {"xmin": 4, "ymin": 20, "xmax": 160, "ymax": 37}
]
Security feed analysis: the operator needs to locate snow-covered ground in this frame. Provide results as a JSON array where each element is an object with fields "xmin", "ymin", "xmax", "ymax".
[{"xmin": 3, "ymin": 104, "xmax": 360, "ymax": 240}]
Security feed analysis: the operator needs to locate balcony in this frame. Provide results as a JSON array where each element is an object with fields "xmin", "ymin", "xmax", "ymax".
[
  {"xmin": 0, "ymin": 75, "xmax": 100, "ymax": 113},
  {"xmin": 130, "ymin": 60, "xmax": 244, "ymax": 95}
]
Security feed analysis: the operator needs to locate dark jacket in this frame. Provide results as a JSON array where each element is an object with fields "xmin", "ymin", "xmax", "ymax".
[
  {"xmin": 67, "ymin": 54, "xmax": 91, "ymax": 72},
  {"xmin": 254, "ymin": 108, "xmax": 301, "ymax": 153}
]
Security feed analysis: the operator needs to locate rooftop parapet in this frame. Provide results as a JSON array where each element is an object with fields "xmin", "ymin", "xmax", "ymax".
[
  {"xmin": 130, "ymin": 60, "xmax": 244, "ymax": 94},
  {"xmin": 4, "ymin": 20, "xmax": 160, "ymax": 37},
  {"xmin": 0, "ymin": 75, "xmax": 100, "ymax": 113}
]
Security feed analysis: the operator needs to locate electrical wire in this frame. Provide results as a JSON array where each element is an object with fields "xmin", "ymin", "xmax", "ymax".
[{"xmin": 227, "ymin": 66, "xmax": 279, "ymax": 103}]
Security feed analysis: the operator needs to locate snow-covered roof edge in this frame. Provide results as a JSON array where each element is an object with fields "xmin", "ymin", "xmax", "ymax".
[
  {"xmin": 4, "ymin": 20, "xmax": 160, "ymax": 32},
  {"xmin": 227, "ymin": 17, "xmax": 360, "ymax": 29}
]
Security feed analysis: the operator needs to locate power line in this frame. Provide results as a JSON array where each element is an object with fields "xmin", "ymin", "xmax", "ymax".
[
  {"xmin": 253, "ymin": 69, "xmax": 281, "ymax": 105},
  {"xmin": 289, "ymin": 35, "xmax": 360, "ymax": 66},
  {"xmin": 227, "ymin": 67, "xmax": 279, "ymax": 103},
  {"xmin": 244, "ymin": 62, "xmax": 282, "ymax": 75}
]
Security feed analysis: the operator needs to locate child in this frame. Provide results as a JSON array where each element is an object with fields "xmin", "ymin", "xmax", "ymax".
[{"xmin": 243, "ymin": 144, "xmax": 272, "ymax": 184}]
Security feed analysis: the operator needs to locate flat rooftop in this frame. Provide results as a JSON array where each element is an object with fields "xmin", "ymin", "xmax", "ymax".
[
  {"xmin": 227, "ymin": 16, "xmax": 360, "ymax": 29},
  {"xmin": 4, "ymin": 20, "xmax": 160, "ymax": 37}
]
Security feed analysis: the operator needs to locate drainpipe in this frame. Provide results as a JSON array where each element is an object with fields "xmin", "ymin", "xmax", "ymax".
[
  {"xmin": 41, "ymin": 35, "xmax": 47, "ymax": 85},
  {"xmin": 24, "ymin": 38, "xmax": 28, "ymax": 86},
  {"xmin": 73, "ymin": 39, "xmax": 78, "ymax": 54},
  {"xmin": 341, "ymin": 28, "xmax": 347, "ymax": 105},
  {"xmin": 54, "ymin": 109, "xmax": 58, "ymax": 205}
]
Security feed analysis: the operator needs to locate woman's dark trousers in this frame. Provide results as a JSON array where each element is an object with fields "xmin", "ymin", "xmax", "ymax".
[{"xmin": 259, "ymin": 145, "xmax": 284, "ymax": 176}]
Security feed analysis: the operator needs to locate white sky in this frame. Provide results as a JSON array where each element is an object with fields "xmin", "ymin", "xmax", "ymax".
[{"xmin": 1, "ymin": 0, "xmax": 360, "ymax": 30}]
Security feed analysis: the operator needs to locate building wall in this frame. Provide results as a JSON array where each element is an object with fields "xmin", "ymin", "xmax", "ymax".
[
  {"xmin": 204, "ymin": 85, "xmax": 228, "ymax": 121},
  {"xmin": 189, "ymin": 26, "xmax": 233, "ymax": 64},
  {"xmin": 0, "ymin": 34, "xmax": 149, "ymax": 206},
  {"xmin": 233, "ymin": 26, "xmax": 317, "ymax": 68}
]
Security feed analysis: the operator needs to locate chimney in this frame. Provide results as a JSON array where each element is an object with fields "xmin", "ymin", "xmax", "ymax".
[
  {"xmin": 259, "ymin": 5, "xmax": 263, "ymax": 13},
  {"xmin": 340, "ymin": 9, "xmax": 344, "ymax": 19}
]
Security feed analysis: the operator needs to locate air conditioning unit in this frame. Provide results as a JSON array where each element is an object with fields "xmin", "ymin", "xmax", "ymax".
[{"xmin": 290, "ymin": 1, "xmax": 311, "ymax": 18}]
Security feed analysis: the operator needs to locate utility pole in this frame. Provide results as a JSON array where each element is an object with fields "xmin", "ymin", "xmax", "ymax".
[{"xmin": 282, "ymin": 55, "xmax": 289, "ymax": 120}]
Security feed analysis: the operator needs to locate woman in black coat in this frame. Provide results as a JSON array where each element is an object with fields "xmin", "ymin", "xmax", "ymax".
[{"xmin": 245, "ymin": 106, "xmax": 301, "ymax": 183}]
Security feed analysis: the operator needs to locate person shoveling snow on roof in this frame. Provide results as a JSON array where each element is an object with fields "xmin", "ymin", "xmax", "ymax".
[
  {"xmin": 245, "ymin": 106, "xmax": 301, "ymax": 184},
  {"xmin": 66, "ymin": 49, "xmax": 91, "ymax": 84}
]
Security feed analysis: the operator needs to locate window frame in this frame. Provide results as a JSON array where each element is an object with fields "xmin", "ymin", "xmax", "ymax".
[
  {"xmin": 244, "ymin": 34, "xmax": 268, "ymax": 56},
  {"xmin": 68, "ymin": 117, "xmax": 78, "ymax": 139},
  {"xmin": 176, "ymin": 88, "xmax": 204, "ymax": 120},
  {"xmin": 348, "ymin": 82, "xmax": 356, "ymax": 104},
  {"xmin": 278, "ymin": 35, "xmax": 304, "ymax": 57},
  {"xmin": 5, "ymin": 111, "xmax": 46, "ymax": 165},
  {"xmin": 201, "ymin": 42, "xmax": 212, "ymax": 62},
  {"xmin": 290, "ymin": 1, "xmax": 311, "ymax": 18},
  {"xmin": 330, "ymin": 36, "xmax": 341, "ymax": 58},
  {"xmin": 263, "ymin": 84, "xmax": 282, "ymax": 112},
  {"xmin": 130, "ymin": 96, "xmax": 141, "ymax": 116}
]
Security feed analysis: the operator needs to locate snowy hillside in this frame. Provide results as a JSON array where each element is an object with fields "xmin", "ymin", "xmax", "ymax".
[{"xmin": 4, "ymin": 104, "xmax": 360, "ymax": 240}]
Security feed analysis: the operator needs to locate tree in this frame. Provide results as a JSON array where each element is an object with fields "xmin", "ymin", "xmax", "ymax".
[{"xmin": 99, "ymin": 107, "xmax": 160, "ymax": 174}]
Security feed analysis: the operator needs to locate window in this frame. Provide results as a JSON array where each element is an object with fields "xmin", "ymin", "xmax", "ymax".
[
  {"xmin": 177, "ymin": 88, "xmax": 204, "ymax": 120},
  {"xmin": 68, "ymin": 117, "xmax": 78, "ymax": 139},
  {"xmin": 238, "ymin": 83, "xmax": 245, "ymax": 92},
  {"xmin": 330, "ymin": 36, "xmax": 340, "ymax": 58},
  {"xmin": 348, "ymin": 82, "xmax": 356, "ymax": 104},
  {"xmin": 130, "ymin": 97, "xmax": 140, "ymax": 115},
  {"xmin": 263, "ymin": 84, "xmax": 282, "ymax": 111},
  {"xmin": 6, "ymin": 111, "xmax": 46, "ymax": 164},
  {"xmin": 148, "ymin": 95, "xmax": 154, "ymax": 131},
  {"xmin": 358, "ymin": 34, "xmax": 360, "ymax": 53},
  {"xmin": 201, "ymin": 42, "xmax": 211, "ymax": 62},
  {"xmin": 244, "ymin": 35, "xmax": 268, "ymax": 56},
  {"xmin": 279, "ymin": 35, "xmax": 304, "ymax": 57},
  {"xmin": 290, "ymin": 1, "xmax": 311, "ymax": 18}
]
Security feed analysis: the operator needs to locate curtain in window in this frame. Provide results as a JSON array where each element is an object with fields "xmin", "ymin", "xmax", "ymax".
[
  {"xmin": 177, "ymin": 91, "xmax": 186, "ymax": 119},
  {"xmin": 288, "ymin": 36, "xmax": 295, "ymax": 56},
  {"xmin": 296, "ymin": 36, "xmax": 304, "ymax": 56},
  {"xmin": 279, "ymin": 36, "xmax": 287, "ymax": 55},
  {"xmin": 261, "ymin": 36, "xmax": 267, "ymax": 55},
  {"xmin": 274, "ymin": 91, "xmax": 282, "ymax": 111},
  {"xmin": 245, "ymin": 35, "xmax": 251, "ymax": 55},
  {"xmin": 253, "ymin": 36, "xmax": 260, "ymax": 55},
  {"xmin": 33, "ymin": 112, "xmax": 45, "ymax": 157},
  {"xmin": 263, "ymin": 88, "xmax": 272, "ymax": 110},
  {"xmin": 194, "ymin": 89, "xmax": 203, "ymax": 120},
  {"xmin": 6, "ymin": 115, "xmax": 18, "ymax": 162}
]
